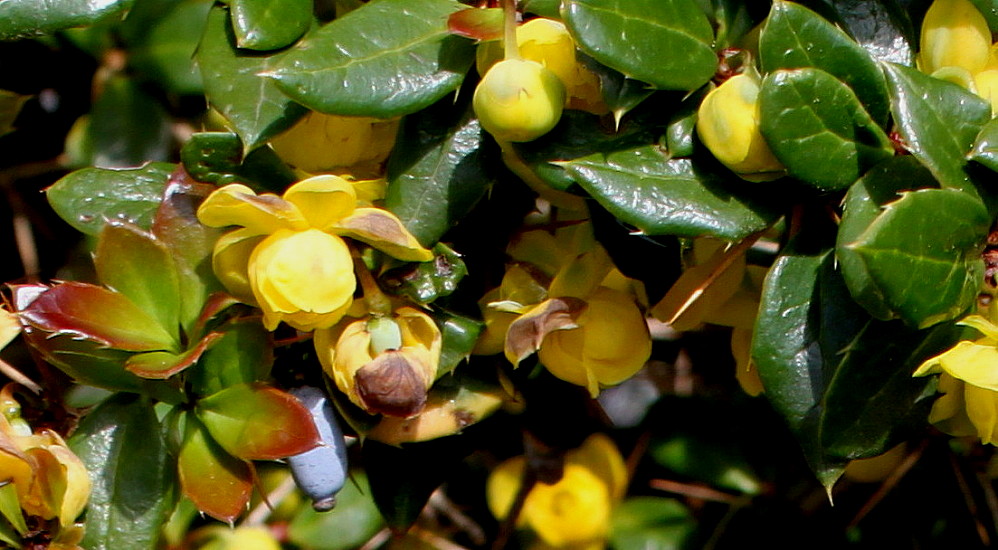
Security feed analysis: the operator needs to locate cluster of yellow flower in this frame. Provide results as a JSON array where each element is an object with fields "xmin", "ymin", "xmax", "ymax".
[{"xmin": 918, "ymin": 0, "xmax": 998, "ymax": 113}]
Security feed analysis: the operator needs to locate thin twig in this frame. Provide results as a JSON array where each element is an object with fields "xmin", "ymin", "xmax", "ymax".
[
  {"xmin": 977, "ymin": 469, "xmax": 998, "ymax": 543},
  {"xmin": 949, "ymin": 447, "xmax": 991, "ymax": 546},
  {"xmin": 411, "ymin": 526, "xmax": 472, "ymax": 550},
  {"xmin": 649, "ymin": 478, "xmax": 742, "ymax": 505},
  {"xmin": 0, "ymin": 358, "xmax": 42, "ymax": 394},
  {"xmin": 429, "ymin": 489, "xmax": 486, "ymax": 546},
  {"xmin": 846, "ymin": 439, "xmax": 927, "ymax": 529},
  {"xmin": 358, "ymin": 528, "xmax": 391, "ymax": 550},
  {"xmin": 243, "ymin": 474, "xmax": 297, "ymax": 527}
]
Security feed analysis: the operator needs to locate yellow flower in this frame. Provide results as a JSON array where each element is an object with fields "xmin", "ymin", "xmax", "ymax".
[
  {"xmin": 487, "ymin": 433, "xmax": 626, "ymax": 548},
  {"xmin": 197, "ymin": 175, "xmax": 432, "ymax": 331},
  {"xmin": 474, "ymin": 58, "xmax": 566, "ymax": 143},
  {"xmin": 918, "ymin": 0, "xmax": 991, "ymax": 76},
  {"xmin": 914, "ymin": 315, "xmax": 998, "ymax": 444},
  {"xmin": 696, "ymin": 72, "xmax": 785, "ymax": 181},
  {"xmin": 0, "ymin": 385, "xmax": 91, "ymax": 527},
  {"xmin": 314, "ymin": 306, "xmax": 441, "ymax": 417},
  {"xmin": 269, "ymin": 112, "xmax": 399, "ymax": 177}
]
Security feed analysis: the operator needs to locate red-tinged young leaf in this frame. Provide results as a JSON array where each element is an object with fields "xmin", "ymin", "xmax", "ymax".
[
  {"xmin": 95, "ymin": 221, "xmax": 182, "ymax": 341},
  {"xmin": 17, "ymin": 282, "xmax": 179, "ymax": 353},
  {"xmin": 447, "ymin": 8, "xmax": 503, "ymax": 40},
  {"xmin": 196, "ymin": 384, "xmax": 319, "ymax": 461},
  {"xmin": 20, "ymin": 330, "xmax": 142, "ymax": 392},
  {"xmin": 125, "ymin": 332, "xmax": 224, "ymax": 379},
  {"xmin": 177, "ymin": 414, "xmax": 252, "ymax": 524}
]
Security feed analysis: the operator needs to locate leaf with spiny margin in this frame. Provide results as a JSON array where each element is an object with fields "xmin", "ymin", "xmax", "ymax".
[
  {"xmin": 197, "ymin": 5, "xmax": 308, "ymax": 152},
  {"xmin": 759, "ymin": 68, "xmax": 893, "ymax": 191},
  {"xmin": 760, "ymin": 0, "xmax": 890, "ymax": 126},
  {"xmin": 0, "ymin": 0, "xmax": 133, "ymax": 40},
  {"xmin": 267, "ymin": 0, "xmax": 475, "ymax": 118},
  {"xmin": 562, "ymin": 0, "xmax": 716, "ymax": 91},
  {"xmin": 883, "ymin": 63, "xmax": 992, "ymax": 197},
  {"xmin": 968, "ymin": 117, "xmax": 998, "ymax": 173},
  {"xmin": 230, "ymin": 0, "xmax": 311, "ymax": 51}
]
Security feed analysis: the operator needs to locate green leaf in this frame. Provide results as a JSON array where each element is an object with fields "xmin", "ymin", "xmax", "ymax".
[
  {"xmin": 267, "ymin": 0, "xmax": 475, "ymax": 117},
  {"xmin": 650, "ymin": 435, "xmax": 761, "ymax": 494},
  {"xmin": 197, "ymin": 6, "xmax": 308, "ymax": 151},
  {"xmin": 807, "ymin": 0, "xmax": 916, "ymax": 66},
  {"xmin": 523, "ymin": 0, "xmax": 562, "ymax": 18},
  {"xmin": 380, "ymin": 243, "xmax": 469, "ymax": 304},
  {"xmin": 836, "ymin": 156, "xmax": 938, "ymax": 320},
  {"xmin": 610, "ymin": 497, "xmax": 696, "ymax": 550},
  {"xmin": 129, "ymin": 0, "xmax": 211, "ymax": 96},
  {"xmin": 883, "ymin": 63, "xmax": 992, "ymax": 196},
  {"xmin": 16, "ymin": 325, "xmax": 143, "ymax": 392},
  {"xmin": 970, "ymin": 0, "xmax": 998, "ymax": 31},
  {"xmin": 179, "ymin": 132, "xmax": 297, "ymax": 192},
  {"xmin": 562, "ymin": 0, "xmax": 715, "ymax": 91},
  {"xmin": 95, "ymin": 222, "xmax": 182, "ymax": 342},
  {"xmin": 434, "ymin": 311, "xmax": 483, "ymax": 378},
  {"xmin": 287, "ymin": 472, "xmax": 384, "ymax": 550},
  {"xmin": 197, "ymin": 383, "xmax": 319, "ymax": 460},
  {"xmin": 230, "ymin": 0, "xmax": 311, "ymax": 51},
  {"xmin": 968, "ymin": 118, "xmax": 998, "ymax": 172},
  {"xmin": 78, "ymin": 75, "xmax": 174, "ymax": 168},
  {"xmin": 841, "ymin": 188, "xmax": 988, "ymax": 328},
  {"xmin": 0, "ymin": 0, "xmax": 133, "ymax": 40},
  {"xmin": 447, "ymin": 7, "xmax": 504, "ymax": 41},
  {"xmin": 580, "ymin": 55, "xmax": 656, "ymax": 126},
  {"xmin": 124, "ymin": 332, "xmax": 221, "ymax": 379},
  {"xmin": 563, "ymin": 145, "xmax": 780, "ymax": 240},
  {"xmin": 189, "ymin": 321, "xmax": 274, "ymax": 396},
  {"xmin": 0, "ymin": 483, "xmax": 26, "ymax": 536},
  {"xmin": 0, "ymin": 90, "xmax": 30, "ymax": 137},
  {"xmin": 47, "ymin": 162, "xmax": 173, "ymax": 237},
  {"xmin": 760, "ymin": 0, "xmax": 890, "ymax": 126},
  {"xmin": 664, "ymin": 88, "xmax": 707, "ymax": 158},
  {"xmin": 69, "ymin": 394, "xmax": 174, "ymax": 550},
  {"xmin": 385, "ymin": 104, "xmax": 496, "ymax": 247},
  {"xmin": 177, "ymin": 413, "xmax": 252, "ymax": 523},
  {"xmin": 758, "ymin": 68, "xmax": 893, "ymax": 191},
  {"xmin": 702, "ymin": 0, "xmax": 754, "ymax": 49}
]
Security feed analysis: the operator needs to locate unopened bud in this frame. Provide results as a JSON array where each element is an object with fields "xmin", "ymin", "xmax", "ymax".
[{"xmin": 473, "ymin": 58, "xmax": 566, "ymax": 143}]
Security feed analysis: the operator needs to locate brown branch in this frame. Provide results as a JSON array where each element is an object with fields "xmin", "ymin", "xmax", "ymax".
[{"xmin": 846, "ymin": 439, "xmax": 927, "ymax": 530}]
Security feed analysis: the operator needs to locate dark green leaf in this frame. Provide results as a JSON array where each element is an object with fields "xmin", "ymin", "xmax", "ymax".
[
  {"xmin": 703, "ymin": 0, "xmax": 754, "ymax": 48},
  {"xmin": 581, "ymin": 56, "xmax": 656, "ymax": 126},
  {"xmin": 610, "ymin": 497, "xmax": 696, "ymax": 550},
  {"xmin": 434, "ymin": 310, "xmax": 483, "ymax": 378},
  {"xmin": 841, "ymin": 188, "xmax": 988, "ymax": 328},
  {"xmin": 179, "ymin": 132, "xmax": 297, "ymax": 192},
  {"xmin": 381, "ymin": 243, "xmax": 468, "ymax": 304},
  {"xmin": 562, "ymin": 0, "xmax": 716, "ymax": 91},
  {"xmin": 268, "ymin": 0, "xmax": 475, "ymax": 117},
  {"xmin": 197, "ymin": 6, "xmax": 308, "ymax": 151},
  {"xmin": 968, "ymin": 117, "xmax": 998, "ymax": 172},
  {"xmin": 79, "ymin": 75, "xmax": 174, "ymax": 168},
  {"xmin": 287, "ymin": 472, "xmax": 384, "ymax": 550},
  {"xmin": 95, "ymin": 222, "xmax": 182, "ymax": 340},
  {"xmin": 47, "ymin": 162, "xmax": 173, "ymax": 236},
  {"xmin": 759, "ymin": 68, "xmax": 893, "ymax": 191},
  {"xmin": 129, "ymin": 0, "xmax": 211, "ymax": 96},
  {"xmin": 650, "ymin": 434, "xmax": 761, "ymax": 494},
  {"xmin": 760, "ymin": 0, "xmax": 890, "ymax": 126},
  {"xmin": 0, "ymin": 0, "xmax": 133, "ymax": 40},
  {"xmin": 0, "ymin": 89, "xmax": 30, "ymax": 137},
  {"xmin": 386, "ymin": 105, "xmax": 495, "ymax": 247},
  {"xmin": 564, "ymin": 145, "xmax": 780, "ymax": 240},
  {"xmin": 523, "ymin": 0, "xmax": 562, "ymax": 18},
  {"xmin": 189, "ymin": 321, "xmax": 274, "ymax": 396},
  {"xmin": 664, "ymin": 88, "xmax": 707, "ymax": 158},
  {"xmin": 883, "ymin": 63, "xmax": 992, "ymax": 196},
  {"xmin": 231, "ymin": 0, "xmax": 311, "ymax": 50},
  {"xmin": 805, "ymin": 0, "xmax": 915, "ymax": 66},
  {"xmin": 69, "ymin": 394, "xmax": 174, "ymax": 550},
  {"xmin": 836, "ymin": 156, "xmax": 938, "ymax": 320}
]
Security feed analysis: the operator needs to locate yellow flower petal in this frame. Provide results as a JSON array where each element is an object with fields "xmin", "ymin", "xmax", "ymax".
[
  {"xmin": 524, "ymin": 464, "xmax": 611, "ymax": 547},
  {"xmin": 211, "ymin": 228, "xmax": 265, "ymax": 305},
  {"xmin": 569, "ymin": 434, "xmax": 628, "ymax": 500},
  {"xmin": 964, "ymin": 383, "xmax": 998, "ymax": 445},
  {"xmin": 334, "ymin": 208, "xmax": 433, "ymax": 262},
  {"xmin": 914, "ymin": 340, "xmax": 998, "ymax": 391},
  {"xmin": 958, "ymin": 314, "xmax": 998, "ymax": 342},
  {"xmin": 282, "ymin": 175, "xmax": 358, "ymax": 231},
  {"xmin": 486, "ymin": 455, "xmax": 527, "ymax": 521},
  {"xmin": 197, "ymin": 184, "xmax": 307, "ymax": 234},
  {"xmin": 919, "ymin": 0, "xmax": 991, "ymax": 75}
]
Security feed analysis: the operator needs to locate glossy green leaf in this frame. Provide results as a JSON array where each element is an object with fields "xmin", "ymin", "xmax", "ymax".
[
  {"xmin": 562, "ymin": 0, "xmax": 716, "ymax": 91},
  {"xmin": 189, "ymin": 321, "xmax": 274, "ymax": 396},
  {"xmin": 69, "ymin": 394, "xmax": 174, "ymax": 550},
  {"xmin": 287, "ymin": 472, "xmax": 384, "ymax": 550},
  {"xmin": 760, "ymin": 0, "xmax": 890, "ymax": 126},
  {"xmin": 231, "ymin": 0, "xmax": 311, "ymax": 50},
  {"xmin": 129, "ymin": 0, "xmax": 210, "ymax": 95},
  {"xmin": 177, "ymin": 413, "xmax": 252, "ymax": 524},
  {"xmin": 125, "ymin": 332, "xmax": 222, "ymax": 379},
  {"xmin": 563, "ymin": 145, "xmax": 780, "ymax": 240},
  {"xmin": 381, "ymin": 243, "xmax": 468, "ymax": 304},
  {"xmin": 883, "ymin": 63, "xmax": 992, "ymax": 196},
  {"xmin": 0, "ymin": 0, "xmax": 133, "ymax": 40},
  {"xmin": 197, "ymin": 6, "xmax": 308, "ymax": 151},
  {"xmin": 0, "ymin": 482, "xmax": 26, "ymax": 536},
  {"xmin": 80, "ymin": 75, "xmax": 174, "ymax": 168},
  {"xmin": 807, "ymin": 0, "xmax": 915, "ymax": 66},
  {"xmin": 0, "ymin": 90, "xmax": 29, "ymax": 137},
  {"xmin": 386, "ymin": 104, "xmax": 496, "ymax": 247},
  {"xmin": 836, "ymin": 156, "xmax": 938, "ymax": 320},
  {"xmin": 197, "ymin": 383, "xmax": 319, "ymax": 460},
  {"xmin": 179, "ymin": 132, "xmax": 298, "ymax": 192},
  {"xmin": 434, "ymin": 311, "xmax": 484, "ymax": 378},
  {"xmin": 16, "ymin": 325, "xmax": 143, "ymax": 393},
  {"xmin": 515, "ymin": 109, "xmax": 663, "ymax": 192},
  {"xmin": 664, "ymin": 88, "xmax": 706, "ymax": 158},
  {"xmin": 523, "ymin": 0, "xmax": 562, "ymax": 18},
  {"xmin": 610, "ymin": 497, "xmax": 696, "ymax": 550},
  {"xmin": 95, "ymin": 222, "xmax": 181, "ymax": 341},
  {"xmin": 840, "ymin": 188, "xmax": 988, "ymax": 328},
  {"xmin": 18, "ymin": 282, "xmax": 179, "ymax": 353},
  {"xmin": 968, "ymin": 117, "xmax": 998, "ymax": 172},
  {"xmin": 267, "ymin": 0, "xmax": 475, "ymax": 117},
  {"xmin": 47, "ymin": 162, "xmax": 173, "ymax": 237},
  {"xmin": 703, "ymin": 0, "xmax": 754, "ymax": 49},
  {"xmin": 759, "ymin": 68, "xmax": 893, "ymax": 191}
]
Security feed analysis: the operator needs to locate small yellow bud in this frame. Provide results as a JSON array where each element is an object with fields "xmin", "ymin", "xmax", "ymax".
[
  {"xmin": 696, "ymin": 73, "xmax": 785, "ymax": 181},
  {"xmin": 473, "ymin": 58, "xmax": 566, "ymax": 143},
  {"xmin": 270, "ymin": 112, "xmax": 399, "ymax": 176},
  {"xmin": 919, "ymin": 0, "xmax": 991, "ymax": 76}
]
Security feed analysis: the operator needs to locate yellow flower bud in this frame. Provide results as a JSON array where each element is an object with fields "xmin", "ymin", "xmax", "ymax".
[
  {"xmin": 538, "ymin": 287, "xmax": 651, "ymax": 397},
  {"xmin": 474, "ymin": 58, "xmax": 566, "ymax": 143},
  {"xmin": 270, "ymin": 112, "xmax": 399, "ymax": 176},
  {"xmin": 315, "ymin": 307, "xmax": 441, "ymax": 417},
  {"xmin": 696, "ymin": 73, "xmax": 785, "ymax": 181},
  {"xmin": 975, "ymin": 69, "xmax": 998, "ymax": 114},
  {"xmin": 919, "ymin": 0, "xmax": 991, "ymax": 76},
  {"xmin": 248, "ymin": 228, "xmax": 355, "ymax": 331}
]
